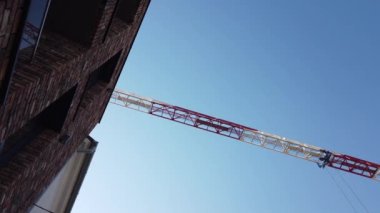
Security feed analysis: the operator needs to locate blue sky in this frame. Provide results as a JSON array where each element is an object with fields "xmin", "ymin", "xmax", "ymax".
[{"xmin": 73, "ymin": 1, "xmax": 380, "ymax": 212}]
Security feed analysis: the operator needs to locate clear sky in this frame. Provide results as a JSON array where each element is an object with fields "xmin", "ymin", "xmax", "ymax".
[{"xmin": 73, "ymin": 1, "xmax": 380, "ymax": 212}]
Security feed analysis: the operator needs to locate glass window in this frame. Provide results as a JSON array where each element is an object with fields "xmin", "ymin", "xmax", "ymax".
[
  {"xmin": 0, "ymin": 0, "xmax": 51, "ymax": 105},
  {"xmin": 19, "ymin": 0, "xmax": 51, "ymax": 60}
]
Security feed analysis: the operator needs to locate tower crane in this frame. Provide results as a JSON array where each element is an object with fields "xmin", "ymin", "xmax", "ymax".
[{"xmin": 110, "ymin": 89, "xmax": 380, "ymax": 181}]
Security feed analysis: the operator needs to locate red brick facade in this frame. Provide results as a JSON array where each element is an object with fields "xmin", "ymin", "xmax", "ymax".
[{"xmin": 0, "ymin": 0, "xmax": 150, "ymax": 211}]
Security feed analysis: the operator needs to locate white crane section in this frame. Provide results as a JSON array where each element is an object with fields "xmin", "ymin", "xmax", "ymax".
[{"xmin": 240, "ymin": 130, "xmax": 326, "ymax": 163}]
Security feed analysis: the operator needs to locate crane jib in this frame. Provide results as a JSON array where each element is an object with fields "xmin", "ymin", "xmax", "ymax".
[{"xmin": 110, "ymin": 89, "xmax": 380, "ymax": 181}]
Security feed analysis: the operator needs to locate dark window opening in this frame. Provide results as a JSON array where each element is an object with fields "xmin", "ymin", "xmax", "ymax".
[
  {"xmin": 0, "ymin": 85, "xmax": 77, "ymax": 166},
  {"xmin": 72, "ymin": 51, "xmax": 121, "ymax": 121},
  {"xmin": 0, "ymin": 117, "xmax": 44, "ymax": 166},
  {"xmin": 115, "ymin": 0, "xmax": 141, "ymax": 24},
  {"xmin": 102, "ymin": 0, "xmax": 141, "ymax": 42},
  {"xmin": 85, "ymin": 51, "xmax": 121, "ymax": 90},
  {"xmin": 39, "ymin": 85, "xmax": 77, "ymax": 131},
  {"xmin": 44, "ymin": 0, "xmax": 104, "ymax": 45}
]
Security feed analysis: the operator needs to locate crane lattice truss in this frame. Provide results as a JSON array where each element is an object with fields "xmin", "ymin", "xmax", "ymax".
[{"xmin": 110, "ymin": 89, "xmax": 380, "ymax": 181}]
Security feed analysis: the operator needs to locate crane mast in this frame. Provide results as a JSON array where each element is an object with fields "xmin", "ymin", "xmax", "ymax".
[{"xmin": 110, "ymin": 89, "xmax": 380, "ymax": 181}]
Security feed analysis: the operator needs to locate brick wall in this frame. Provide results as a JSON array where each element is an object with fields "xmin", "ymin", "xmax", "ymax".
[
  {"xmin": 91, "ymin": 0, "xmax": 119, "ymax": 46},
  {"xmin": 0, "ymin": 0, "xmax": 150, "ymax": 211}
]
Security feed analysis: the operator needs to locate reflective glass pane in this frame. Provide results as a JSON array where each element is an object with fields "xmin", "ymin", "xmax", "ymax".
[{"xmin": 19, "ymin": 0, "xmax": 49, "ymax": 58}]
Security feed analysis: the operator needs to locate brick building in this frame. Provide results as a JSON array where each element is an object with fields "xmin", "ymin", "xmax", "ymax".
[{"xmin": 0, "ymin": 0, "xmax": 150, "ymax": 211}]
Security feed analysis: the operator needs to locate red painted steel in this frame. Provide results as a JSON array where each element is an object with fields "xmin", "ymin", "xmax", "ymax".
[
  {"xmin": 328, "ymin": 154, "xmax": 380, "ymax": 179},
  {"xmin": 149, "ymin": 102, "xmax": 257, "ymax": 140}
]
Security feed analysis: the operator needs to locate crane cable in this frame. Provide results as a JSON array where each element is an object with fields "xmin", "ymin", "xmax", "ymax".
[
  {"xmin": 337, "ymin": 172, "xmax": 370, "ymax": 213},
  {"xmin": 326, "ymin": 169, "xmax": 358, "ymax": 213}
]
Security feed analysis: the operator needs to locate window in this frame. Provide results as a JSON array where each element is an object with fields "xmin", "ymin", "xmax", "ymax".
[
  {"xmin": 44, "ymin": 0, "xmax": 104, "ymax": 45},
  {"xmin": 19, "ymin": 0, "xmax": 51, "ymax": 60},
  {"xmin": 38, "ymin": 85, "xmax": 77, "ymax": 132},
  {"xmin": 0, "ymin": 118, "xmax": 44, "ymax": 167},
  {"xmin": 85, "ymin": 51, "xmax": 121, "ymax": 90},
  {"xmin": 0, "ymin": 85, "xmax": 77, "ymax": 166},
  {"xmin": 72, "ymin": 51, "xmax": 121, "ymax": 121},
  {"xmin": 115, "ymin": 0, "xmax": 141, "ymax": 24},
  {"xmin": 0, "ymin": 0, "xmax": 50, "ymax": 104}
]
